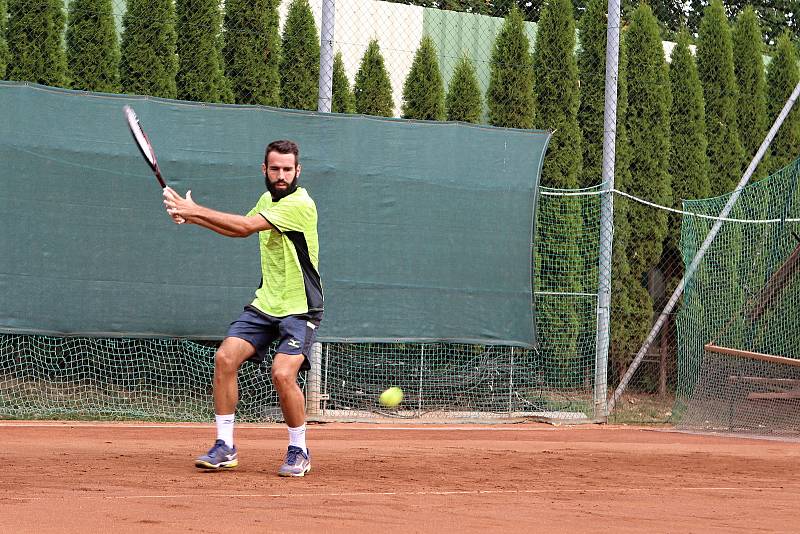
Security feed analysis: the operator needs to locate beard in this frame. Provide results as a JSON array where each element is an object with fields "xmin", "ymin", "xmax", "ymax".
[{"xmin": 266, "ymin": 172, "xmax": 299, "ymax": 200}]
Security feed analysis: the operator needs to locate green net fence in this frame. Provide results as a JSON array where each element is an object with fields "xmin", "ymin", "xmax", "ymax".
[
  {"xmin": 0, "ymin": 186, "xmax": 603, "ymax": 422},
  {"xmin": 676, "ymin": 157, "xmax": 800, "ymax": 436}
]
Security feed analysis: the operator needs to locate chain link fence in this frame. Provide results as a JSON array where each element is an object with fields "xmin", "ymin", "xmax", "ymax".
[{"xmin": 2, "ymin": 0, "xmax": 796, "ymax": 424}]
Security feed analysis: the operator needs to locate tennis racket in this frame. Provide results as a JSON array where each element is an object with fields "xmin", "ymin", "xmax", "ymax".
[{"xmin": 123, "ymin": 105, "xmax": 167, "ymax": 188}]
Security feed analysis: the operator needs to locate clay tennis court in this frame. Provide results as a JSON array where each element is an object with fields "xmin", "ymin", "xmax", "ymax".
[{"xmin": 3, "ymin": 422, "xmax": 799, "ymax": 532}]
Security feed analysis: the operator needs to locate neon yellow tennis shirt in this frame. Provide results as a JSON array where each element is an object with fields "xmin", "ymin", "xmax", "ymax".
[{"xmin": 246, "ymin": 186, "xmax": 323, "ymax": 317}]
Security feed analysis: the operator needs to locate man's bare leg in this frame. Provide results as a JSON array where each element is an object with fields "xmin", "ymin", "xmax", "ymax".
[
  {"xmin": 195, "ymin": 337, "xmax": 255, "ymax": 470},
  {"xmin": 272, "ymin": 353, "xmax": 311, "ymax": 476},
  {"xmin": 271, "ymin": 353, "xmax": 306, "ymax": 426},
  {"xmin": 213, "ymin": 337, "xmax": 257, "ymax": 414}
]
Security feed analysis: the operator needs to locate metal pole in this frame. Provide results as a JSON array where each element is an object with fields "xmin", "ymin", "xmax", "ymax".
[
  {"xmin": 593, "ymin": 0, "xmax": 622, "ymax": 421},
  {"xmin": 315, "ymin": 0, "xmax": 334, "ymax": 419},
  {"xmin": 306, "ymin": 342, "xmax": 323, "ymax": 417},
  {"xmin": 508, "ymin": 347, "xmax": 515, "ymax": 414},
  {"xmin": 317, "ymin": 0, "xmax": 335, "ymax": 113},
  {"xmin": 323, "ymin": 343, "xmax": 329, "ymax": 412},
  {"xmin": 608, "ymin": 79, "xmax": 800, "ymax": 415},
  {"xmin": 418, "ymin": 345, "xmax": 425, "ymax": 415}
]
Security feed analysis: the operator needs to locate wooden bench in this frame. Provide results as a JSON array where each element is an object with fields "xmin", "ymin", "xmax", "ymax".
[{"xmin": 705, "ymin": 344, "xmax": 800, "ymax": 428}]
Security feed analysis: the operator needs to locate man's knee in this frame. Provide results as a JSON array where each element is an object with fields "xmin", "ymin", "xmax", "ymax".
[
  {"xmin": 215, "ymin": 346, "xmax": 243, "ymax": 374},
  {"xmin": 271, "ymin": 361, "xmax": 299, "ymax": 390}
]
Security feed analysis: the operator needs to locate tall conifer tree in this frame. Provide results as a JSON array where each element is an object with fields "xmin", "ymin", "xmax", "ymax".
[
  {"xmin": 6, "ymin": 0, "xmax": 67, "ymax": 86},
  {"xmin": 624, "ymin": 4, "xmax": 672, "ymax": 371},
  {"xmin": 223, "ymin": 0, "xmax": 281, "ymax": 106},
  {"xmin": 280, "ymin": 0, "xmax": 320, "ymax": 111},
  {"xmin": 665, "ymin": 30, "xmax": 712, "ymax": 311},
  {"xmin": 766, "ymin": 32, "xmax": 800, "ymax": 174},
  {"xmin": 577, "ymin": 0, "xmax": 607, "ymax": 189},
  {"xmin": 733, "ymin": 6, "xmax": 768, "ymax": 179},
  {"xmin": 0, "ymin": 0, "xmax": 8, "ymax": 78},
  {"xmin": 331, "ymin": 51, "xmax": 355, "ymax": 114},
  {"xmin": 487, "ymin": 7, "xmax": 534, "ymax": 128},
  {"xmin": 534, "ymin": 0, "xmax": 581, "ymax": 189},
  {"xmin": 353, "ymin": 40, "xmax": 394, "ymax": 117},
  {"xmin": 696, "ymin": 0, "xmax": 746, "ymax": 354},
  {"xmin": 401, "ymin": 35, "xmax": 445, "ymax": 120},
  {"xmin": 697, "ymin": 0, "xmax": 745, "ymax": 196},
  {"xmin": 66, "ymin": 0, "xmax": 119, "ymax": 92},
  {"xmin": 176, "ymin": 0, "xmax": 230, "ymax": 102},
  {"xmin": 120, "ymin": 0, "xmax": 178, "ymax": 98},
  {"xmin": 669, "ymin": 31, "xmax": 711, "ymax": 246},
  {"xmin": 532, "ymin": 0, "xmax": 583, "ymax": 382},
  {"xmin": 445, "ymin": 54, "xmax": 482, "ymax": 124}
]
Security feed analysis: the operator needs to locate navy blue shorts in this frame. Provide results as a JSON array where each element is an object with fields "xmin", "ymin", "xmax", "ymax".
[{"xmin": 226, "ymin": 306, "xmax": 322, "ymax": 371}]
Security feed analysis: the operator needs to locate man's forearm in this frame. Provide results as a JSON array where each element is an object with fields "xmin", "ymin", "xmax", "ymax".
[
  {"xmin": 186, "ymin": 206, "xmax": 254, "ymax": 237},
  {"xmin": 163, "ymin": 187, "xmax": 270, "ymax": 236}
]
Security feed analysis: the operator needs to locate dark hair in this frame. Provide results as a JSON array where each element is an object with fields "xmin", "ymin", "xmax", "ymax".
[{"xmin": 264, "ymin": 140, "xmax": 300, "ymax": 166}]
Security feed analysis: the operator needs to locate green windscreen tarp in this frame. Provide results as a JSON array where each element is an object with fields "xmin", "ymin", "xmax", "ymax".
[{"xmin": 0, "ymin": 82, "xmax": 549, "ymax": 347}]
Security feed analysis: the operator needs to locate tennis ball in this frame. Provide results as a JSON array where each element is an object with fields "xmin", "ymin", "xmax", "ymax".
[{"xmin": 379, "ymin": 386, "xmax": 404, "ymax": 407}]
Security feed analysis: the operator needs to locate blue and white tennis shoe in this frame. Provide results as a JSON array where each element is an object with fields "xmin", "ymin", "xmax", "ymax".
[
  {"xmin": 195, "ymin": 439, "xmax": 238, "ymax": 470},
  {"xmin": 278, "ymin": 446, "xmax": 311, "ymax": 477}
]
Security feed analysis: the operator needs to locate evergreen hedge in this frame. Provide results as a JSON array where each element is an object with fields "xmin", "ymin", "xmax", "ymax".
[
  {"xmin": 353, "ymin": 39, "xmax": 394, "ymax": 117},
  {"xmin": 533, "ymin": 0, "xmax": 581, "ymax": 189},
  {"xmin": 66, "ymin": 0, "xmax": 119, "ymax": 92},
  {"xmin": 665, "ymin": 31, "xmax": 712, "ymax": 317},
  {"xmin": 532, "ymin": 0, "xmax": 584, "ymax": 385},
  {"xmin": 401, "ymin": 35, "xmax": 445, "ymax": 120},
  {"xmin": 0, "ymin": 0, "xmax": 8, "ymax": 78},
  {"xmin": 766, "ymin": 32, "xmax": 800, "ymax": 174},
  {"xmin": 733, "ymin": 6, "xmax": 768, "ymax": 179},
  {"xmin": 445, "ymin": 54, "xmax": 482, "ymax": 123},
  {"xmin": 668, "ymin": 30, "xmax": 711, "ymax": 245},
  {"xmin": 331, "ymin": 51, "xmax": 355, "ymax": 114},
  {"xmin": 6, "ymin": 0, "xmax": 67, "ymax": 86},
  {"xmin": 280, "ymin": 0, "xmax": 320, "ymax": 111},
  {"xmin": 576, "ymin": 0, "xmax": 606, "ymax": 189},
  {"xmin": 223, "ymin": 0, "xmax": 281, "ymax": 106},
  {"xmin": 697, "ymin": 0, "xmax": 745, "ymax": 196},
  {"xmin": 120, "ymin": 0, "xmax": 178, "ymax": 98},
  {"xmin": 622, "ymin": 4, "xmax": 672, "ymax": 372},
  {"xmin": 176, "ymin": 0, "xmax": 231, "ymax": 103},
  {"xmin": 487, "ymin": 7, "xmax": 534, "ymax": 128}
]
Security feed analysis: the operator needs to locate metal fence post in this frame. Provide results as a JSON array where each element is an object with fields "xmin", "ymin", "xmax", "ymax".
[
  {"xmin": 306, "ymin": 342, "xmax": 324, "ymax": 417},
  {"xmin": 317, "ymin": 0, "xmax": 335, "ymax": 113},
  {"xmin": 593, "ymin": 0, "xmax": 622, "ymax": 421}
]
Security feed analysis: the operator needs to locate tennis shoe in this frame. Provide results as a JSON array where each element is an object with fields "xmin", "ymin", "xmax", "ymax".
[
  {"xmin": 278, "ymin": 445, "xmax": 311, "ymax": 477},
  {"xmin": 195, "ymin": 439, "xmax": 238, "ymax": 470}
]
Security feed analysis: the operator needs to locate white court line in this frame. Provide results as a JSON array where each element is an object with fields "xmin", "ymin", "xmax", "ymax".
[
  {"xmin": 0, "ymin": 422, "xmax": 566, "ymax": 431},
  {"xmin": 4, "ymin": 486, "xmax": 793, "ymax": 502}
]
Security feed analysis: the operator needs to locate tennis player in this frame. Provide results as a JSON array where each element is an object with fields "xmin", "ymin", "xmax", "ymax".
[{"xmin": 162, "ymin": 140, "xmax": 322, "ymax": 477}]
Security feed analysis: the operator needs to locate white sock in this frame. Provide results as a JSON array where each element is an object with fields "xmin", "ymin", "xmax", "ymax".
[
  {"xmin": 215, "ymin": 414, "xmax": 235, "ymax": 448},
  {"xmin": 288, "ymin": 424, "xmax": 307, "ymax": 454}
]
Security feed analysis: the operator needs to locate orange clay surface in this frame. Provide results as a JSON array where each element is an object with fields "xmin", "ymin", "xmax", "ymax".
[{"xmin": 2, "ymin": 421, "xmax": 800, "ymax": 533}]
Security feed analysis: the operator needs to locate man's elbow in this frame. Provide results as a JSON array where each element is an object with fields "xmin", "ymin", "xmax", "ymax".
[
  {"xmin": 232, "ymin": 226, "xmax": 254, "ymax": 238},
  {"xmin": 233, "ymin": 219, "xmax": 263, "ymax": 238}
]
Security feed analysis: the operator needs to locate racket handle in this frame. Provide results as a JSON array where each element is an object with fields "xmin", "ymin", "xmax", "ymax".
[{"xmin": 155, "ymin": 170, "xmax": 167, "ymax": 189}]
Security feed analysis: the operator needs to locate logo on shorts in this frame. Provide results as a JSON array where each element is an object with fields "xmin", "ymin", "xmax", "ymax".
[{"xmin": 287, "ymin": 339, "xmax": 301, "ymax": 349}]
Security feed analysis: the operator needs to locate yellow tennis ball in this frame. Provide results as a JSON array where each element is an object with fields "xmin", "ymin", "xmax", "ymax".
[{"xmin": 379, "ymin": 386, "xmax": 404, "ymax": 407}]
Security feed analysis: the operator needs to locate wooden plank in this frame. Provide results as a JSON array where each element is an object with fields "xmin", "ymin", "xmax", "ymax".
[
  {"xmin": 747, "ymin": 391, "xmax": 800, "ymax": 400},
  {"xmin": 746, "ymin": 241, "xmax": 800, "ymax": 322},
  {"xmin": 705, "ymin": 343, "xmax": 800, "ymax": 367},
  {"xmin": 728, "ymin": 376, "xmax": 800, "ymax": 386}
]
